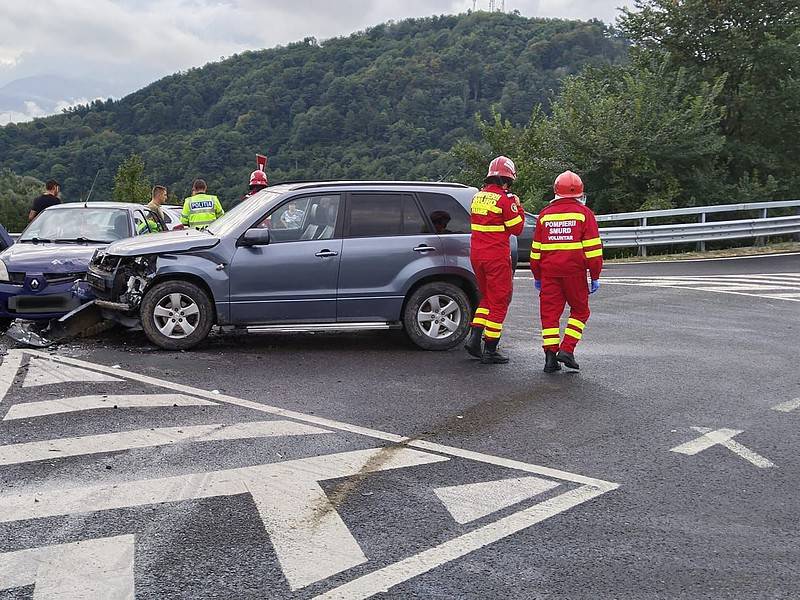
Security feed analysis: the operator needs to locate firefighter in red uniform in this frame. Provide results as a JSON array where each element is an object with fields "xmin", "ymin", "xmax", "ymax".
[
  {"xmin": 531, "ymin": 170, "xmax": 602, "ymax": 373},
  {"xmin": 241, "ymin": 169, "xmax": 268, "ymax": 201},
  {"xmin": 464, "ymin": 156, "xmax": 525, "ymax": 364}
]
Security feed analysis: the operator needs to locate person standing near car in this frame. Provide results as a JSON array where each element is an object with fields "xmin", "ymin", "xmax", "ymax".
[
  {"xmin": 530, "ymin": 170, "xmax": 602, "ymax": 373},
  {"xmin": 28, "ymin": 179, "xmax": 61, "ymax": 222},
  {"xmin": 464, "ymin": 156, "xmax": 525, "ymax": 364},
  {"xmin": 180, "ymin": 179, "xmax": 224, "ymax": 229},
  {"xmin": 147, "ymin": 185, "xmax": 168, "ymax": 219}
]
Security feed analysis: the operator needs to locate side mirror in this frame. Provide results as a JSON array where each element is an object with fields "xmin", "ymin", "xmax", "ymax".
[{"xmin": 239, "ymin": 228, "xmax": 271, "ymax": 247}]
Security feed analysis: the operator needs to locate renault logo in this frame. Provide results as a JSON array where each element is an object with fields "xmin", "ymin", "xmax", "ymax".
[{"xmin": 30, "ymin": 278, "xmax": 40, "ymax": 290}]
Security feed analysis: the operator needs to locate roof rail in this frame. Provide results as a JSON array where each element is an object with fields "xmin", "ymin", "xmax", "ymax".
[{"xmin": 273, "ymin": 180, "xmax": 471, "ymax": 190}]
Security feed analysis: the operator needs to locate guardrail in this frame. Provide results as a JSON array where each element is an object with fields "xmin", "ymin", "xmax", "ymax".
[{"xmin": 597, "ymin": 199, "xmax": 800, "ymax": 256}]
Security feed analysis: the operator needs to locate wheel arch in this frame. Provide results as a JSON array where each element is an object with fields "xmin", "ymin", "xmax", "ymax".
[{"xmin": 400, "ymin": 273, "xmax": 478, "ymax": 319}]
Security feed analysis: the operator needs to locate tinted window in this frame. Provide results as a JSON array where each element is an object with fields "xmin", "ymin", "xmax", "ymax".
[
  {"xmin": 417, "ymin": 193, "xmax": 471, "ymax": 234},
  {"xmin": 347, "ymin": 193, "xmax": 429, "ymax": 237}
]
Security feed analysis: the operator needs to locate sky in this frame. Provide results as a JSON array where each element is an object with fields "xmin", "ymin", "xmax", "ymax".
[{"xmin": 0, "ymin": 0, "xmax": 627, "ymax": 125}]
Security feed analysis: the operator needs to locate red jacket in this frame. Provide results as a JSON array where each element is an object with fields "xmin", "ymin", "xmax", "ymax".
[
  {"xmin": 530, "ymin": 198, "xmax": 603, "ymax": 280},
  {"xmin": 469, "ymin": 184, "xmax": 525, "ymax": 261}
]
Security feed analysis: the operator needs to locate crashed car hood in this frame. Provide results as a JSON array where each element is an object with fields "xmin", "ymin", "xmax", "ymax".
[
  {"xmin": 0, "ymin": 242, "xmax": 99, "ymax": 272},
  {"xmin": 104, "ymin": 229, "xmax": 220, "ymax": 256}
]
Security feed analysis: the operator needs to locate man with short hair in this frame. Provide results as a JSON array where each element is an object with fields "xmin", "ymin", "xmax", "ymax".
[
  {"xmin": 147, "ymin": 185, "xmax": 168, "ymax": 219},
  {"xmin": 29, "ymin": 180, "xmax": 61, "ymax": 221},
  {"xmin": 180, "ymin": 179, "xmax": 224, "ymax": 229}
]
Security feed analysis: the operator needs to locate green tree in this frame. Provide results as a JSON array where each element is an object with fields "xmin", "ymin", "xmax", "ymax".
[
  {"xmin": 113, "ymin": 154, "xmax": 151, "ymax": 204},
  {"xmin": 0, "ymin": 169, "xmax": 44, "ymax": 232}
]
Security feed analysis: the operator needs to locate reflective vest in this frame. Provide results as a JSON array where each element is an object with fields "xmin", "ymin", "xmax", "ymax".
[
  {"xmin": 181, "ymin": 193, "xmax": 224, "ymax": 229},
  {"xmin": 469, "ymin": 184, "xmax": 525, "ymax": 261},
  {"xmin": 530, "ymin": 198, "xmax": 603, "ymax": 280}
]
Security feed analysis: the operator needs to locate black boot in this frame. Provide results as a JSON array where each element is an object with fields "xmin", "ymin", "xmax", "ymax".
[
  {"xmin": 464, "ymin": 327, "xmax": 483, "ymax": 358},
  {"xmin": 556, "ymin": 350, "xmax": 580, "ymax": 370},
  {"xmin": 543, "ymin": 350, "xmax": 561, "ymax": 373},
  {"xmin": 481, "ymin": 338, "xmax": 509, "ymax": 364}
]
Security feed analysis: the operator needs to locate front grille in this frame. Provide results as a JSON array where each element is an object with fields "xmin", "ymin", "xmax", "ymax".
[
  {"xmin": 44, "ymin": 271, "xmax": 85, "ymax": 284},
  {"xmin": 8, "ymin": 272, "xmax": 25, "ymax": 285}
]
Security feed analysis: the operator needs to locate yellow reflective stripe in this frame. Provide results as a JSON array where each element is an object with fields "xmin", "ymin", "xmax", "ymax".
[
  {"xmin": 542, "ymin": 337, "xmax": 560, "ymax": 346},
  {"xmin": 473, "ymin": 318, "xmax": 503, "ymax": 329},
  {"xmin": 540, "ymin": 212, "xmax": 586, "ymax": 223},
  {"xmin": 582, "ymin": 237, "xmax": 602, "ymax": 247},
  {"xmin": 475, "ymin": 308, "xmax": 490, "ymax": 316},
  {"xmin": 532, "ymin": 241, "xmax": 542, "ymax": 249},
  {"xmin": 564, "ymin": 328, "xmax": 583, "ymax": 340},
  {"xmin": 471, "ymin": 224, "xmax": 505, "ymax": 232},
  {"xmin": 530, "ymin": 252, "xmax": 541, "ymax": 260},
  {"xmin": 567, "ymin": 318, "xmax": 585, "ymax": 330},
  {"xmin": 541, "ymin": 328, "xmax": 560, "ymax": 336},
  {"xmin": 584, "ymin": 249, "xmax": 603, "ymax": 258},
  {"xmin": 504, "ymin": 216, "xmax": 523, "ymax": 228},
  {"xmin": 541, "ymin": 242, "xmax": 583, "ymax": 250},
  {"xmin": 484, "ymin": 329, "xmax": 502, "ymax": 339}
]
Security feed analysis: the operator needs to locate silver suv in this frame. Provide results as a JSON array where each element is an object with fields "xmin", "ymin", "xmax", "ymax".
[{"xmin": 86, "ymin": 181, "xmax": 505, "ymax": 351}]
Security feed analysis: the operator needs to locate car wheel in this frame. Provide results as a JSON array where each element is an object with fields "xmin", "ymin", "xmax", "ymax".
[
  {"xmin": 140, "ymin": 280, "xmax": 213, "ymax": 350},
  {"xmin": 403, "ymin": 282, "xmax": 471, "ymax": 351}
]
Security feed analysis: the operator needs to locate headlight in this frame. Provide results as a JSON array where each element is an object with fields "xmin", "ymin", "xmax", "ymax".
[{"xmin": 0, "ymin": 260, "xmax": 9, "ymax": 282}]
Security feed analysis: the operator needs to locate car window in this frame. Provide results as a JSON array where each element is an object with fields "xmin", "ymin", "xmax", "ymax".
[
  {"xmin": 134, "ymin": 209, "xmax": 165, "ymax": 235},
  {"xmin": 347, "ymin": 193, "xmax": 429, "ymax": 237},
  {"xmin": 256, "ymin": 195, "xmax": 340, "ymax": 243},
  {"xmin": 20, "ymin": 208, "xmax": 130, "ymax": 243},
  {"xmin": 417, "ymin": 193, "xmax": 471, "ymax": 234}
]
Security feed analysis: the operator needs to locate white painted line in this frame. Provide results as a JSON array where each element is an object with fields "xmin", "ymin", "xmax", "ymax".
[
  {"xmin": 603, "ymin": 251, "xmax": 800, "ymax": 265},
  {"xmin": 0, "ymin": 534, "xmax": 135, "ymax": 599},
  {"xmin": 3, "ymin": 393, "xmax": 218, "ymax": 420},
  {"xmin": 0, "ymin": 351, "xmax": 23, "ymax": 405},
  {"xmin": 23, "ymin": 358, "xmax": 122, "ymax": 388},
  {"xmin": 313, "ymin": 484, "xmax": 608, "ymax": 600},
  {"xmin": 434, "ymin": 476, "xmax": 559, "ymax": 524},
  {"xmin": 0, "ymin": 420, "xmax": 331, "ymax": 466},
  {"xmin": 0, "ymin": 447, "xmax": 449, "ymax": 591},
  {"xmin": 771, "ymin": 398, "xmax": 800, "ymax": 413},
  {"xmin": 16, "ymin": 350, "xmax": 619, "ymax": 490},
  {"xmin": 670, "ymin": 427, "xmax": 775, "ymax": 468}
]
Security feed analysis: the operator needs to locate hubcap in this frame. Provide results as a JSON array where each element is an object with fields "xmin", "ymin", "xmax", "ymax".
[
  {"xmin": 417, "ymin": 294, "xmax": 461, "ymax": 340},
  {"xmin": 153, "ymin": 293, "xmax": 200, "ymax": 339}
]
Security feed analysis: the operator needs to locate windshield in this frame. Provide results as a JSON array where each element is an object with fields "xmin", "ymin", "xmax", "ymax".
[
  {"xmin": 20, "ymin": 208, "xmax": 131, "ymax": 243},
  {"xmin": 206, "ymin": 190, "xmax": 282, "ymax": 237}
]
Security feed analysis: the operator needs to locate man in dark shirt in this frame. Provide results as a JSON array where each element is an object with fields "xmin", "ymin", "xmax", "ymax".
[{"xmin": 29, "ymin": 180, "xmax": 62, "ymax": 221}]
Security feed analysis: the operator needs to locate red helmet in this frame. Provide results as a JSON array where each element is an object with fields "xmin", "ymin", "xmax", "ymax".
[
  {"xmin": 485, "ymin": 156, "xmax": 517, "ymax": 182},
  {"xmin": 553, "ymin": 170, "xmax": 584, "ymax": 199},
  {"xmin": 249, "ymin": 169, "xmax": 268, "ymax": 187}
]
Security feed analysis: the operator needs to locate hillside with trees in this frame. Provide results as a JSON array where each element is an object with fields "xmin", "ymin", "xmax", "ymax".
[{"xmin": 0, "ymin": 12, "xmax": 625, "ymax": 211}]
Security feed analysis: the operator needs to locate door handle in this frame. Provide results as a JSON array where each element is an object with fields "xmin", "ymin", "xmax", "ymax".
[
  {"xmin": 315, "ymin": 249, "xmax": 339, "ymax": 258},
  {"xmin": 413, "ymin": 245, "xmax": 437, "ymax": 252}
]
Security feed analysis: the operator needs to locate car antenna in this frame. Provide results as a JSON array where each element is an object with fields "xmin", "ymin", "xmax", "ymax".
[{"xmin": 84, "ymin": 169, "xmax": 101, "ymax": 207}]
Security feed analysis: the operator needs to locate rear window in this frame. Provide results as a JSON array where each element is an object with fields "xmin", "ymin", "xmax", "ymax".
[
  {"xmin": 417, "ymin": 193, "xmax": 471, "ymax": 234},
  {"xmin": 346, "ymin": 193, "xmax": 429, "ymax": 237}
]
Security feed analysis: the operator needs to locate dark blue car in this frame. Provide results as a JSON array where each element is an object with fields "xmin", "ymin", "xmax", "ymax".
[{"xmin": 0, "ymin": 202, "xmax": 165, "ymax": 329}]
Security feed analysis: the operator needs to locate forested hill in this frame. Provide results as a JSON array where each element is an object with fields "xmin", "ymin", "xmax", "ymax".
[{"xmin": 0, "ymin": 12, "xmax": 625, "ymax": 207}]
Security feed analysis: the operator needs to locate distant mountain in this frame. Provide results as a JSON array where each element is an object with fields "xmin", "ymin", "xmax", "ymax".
[
  {"xmin": 0, "ymin": 12, "xmax": 626, "ymax": 205},
  {"xmin": 0, "ymin": 75, "xmax": 118, "ymax": 124}
]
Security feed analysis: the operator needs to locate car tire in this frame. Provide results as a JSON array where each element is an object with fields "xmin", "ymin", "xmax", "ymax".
[
  {"xmin": 403, "ymin": 281, "xmax": 472, "ymax": 351},
  {"xmin": 140, "ymin": 280, "xmax": 213, "ymax": 350}
]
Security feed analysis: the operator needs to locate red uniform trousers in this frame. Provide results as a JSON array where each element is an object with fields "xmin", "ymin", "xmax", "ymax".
[
  {"xmin": 470, "ymin": 257, "xmax": 513, "ymax": 341},
  {"xmin": 540, "ymin": 273, "xmax": 590, "ymax": 353}
]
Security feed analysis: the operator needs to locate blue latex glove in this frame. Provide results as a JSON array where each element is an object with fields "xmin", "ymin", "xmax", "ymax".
[
  {"xmin": 534, "ymin": 280, "xmax": 541, "ymax": 291},
  {"xmin": 590, "ymin": 279, "xmax": 600, "ymax": 294}
]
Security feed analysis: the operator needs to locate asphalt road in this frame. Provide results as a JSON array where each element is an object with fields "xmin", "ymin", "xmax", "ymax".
[{"xmin": 0, "ymin": 253, "xmax": 798, "ymax": 599}]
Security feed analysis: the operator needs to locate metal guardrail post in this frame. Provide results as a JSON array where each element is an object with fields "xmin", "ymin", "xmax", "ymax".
[
  {"xmin": 639, "ymin": 217, "xmax": 647, "ymax": 257},
  {"xmin": 698, "ymin": 213, "xmax": 706, "ymax": 252},
  {"xmin": 755, "ymin": 207, "xmax": 768, "ymax": 246}
]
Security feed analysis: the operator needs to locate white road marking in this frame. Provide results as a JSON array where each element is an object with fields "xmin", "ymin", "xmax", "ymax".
[
  {"xmin": 0, "ymin": 534, "xmax": 135, "ymax": 599},
  {"xmin": 314, "ymin": 484, "xmax": 608, "ymax": 600},
  {"xmin": 434, "ymin": 476, "xmax": 560, "ymax": 524},
  {"xmin": 23, "ymin": 358, "xmax": 122, "ymax": 388},
  {"xmin": 0, "ymin": 447, "xmax": 449, "ymax": 591},
  {"xmin": 0, "ymin": 351, "xmax": 23, "ymax": 404},
  {"xmin": 0, "ymin": 420, "xmax": 330, "ymax": 466},
  {"xmin": 670, "ymin": 427, "xmax": 775, "ymax": 468},
  {"xmin": 601, "ymin": 273, "xmax": 800, "ymax": 302},
  {"xmin": 3, "ymin": 393, "xmax": 218, "ymax": 420},
  {"xmin": 772, "ymin": 398, "xmax": 800, "ymax": 413}
]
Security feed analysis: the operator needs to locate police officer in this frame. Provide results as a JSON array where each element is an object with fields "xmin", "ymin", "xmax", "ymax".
[
  {"xmin": 464, "ymin": 156, "xmax": 525, "ymax": 364},
  {"xmin": 180, "ymin": 179, "xmax": 225, "ymax": 229},
  {"xmin": 530, "ymin": 170, "xmax": 603, "ymax": 372}
]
